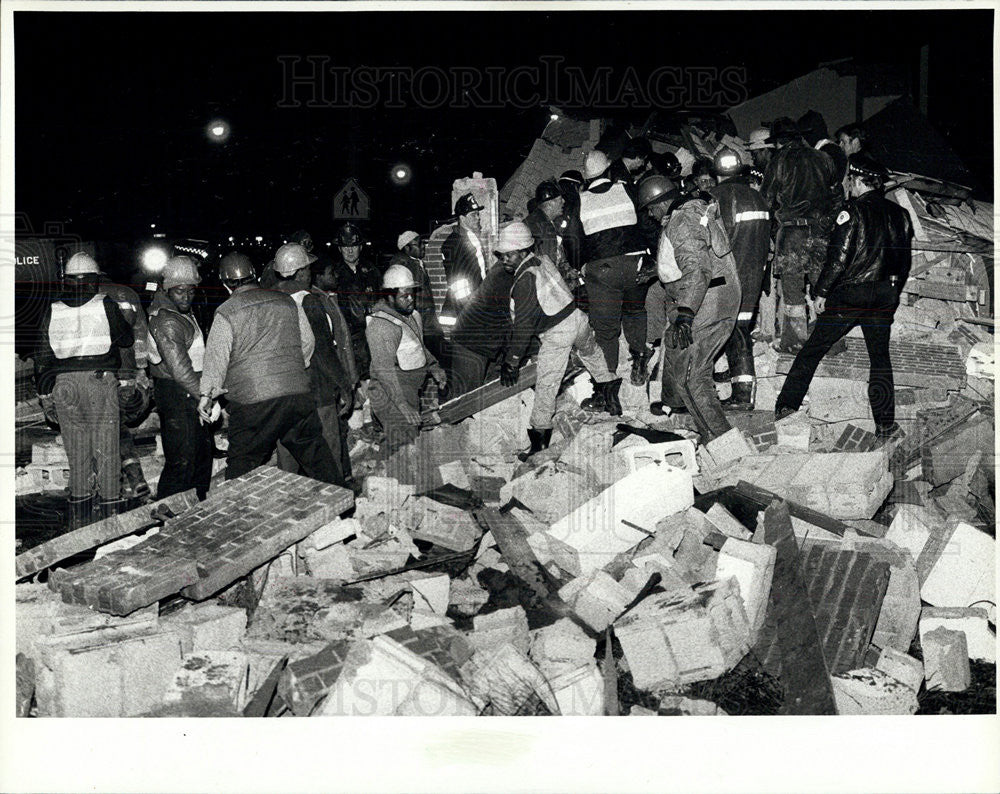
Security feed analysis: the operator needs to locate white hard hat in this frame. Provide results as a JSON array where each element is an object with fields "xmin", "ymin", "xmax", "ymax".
[
  {"xmin": 397, "ymin": 230, "xmax": 420, "ymax": 250},
  {"xmin": 273, "ymin": 243, "xmax": 317, "ymax": 276},
  {"xmin": 747, "ymin": 128, "xmax": 774, "ymax": 151},
  {"xmin": 64, "ymin": 252, "xmax": 100, "ymax": 276},
  {"xmin": 583, "ymin": 150, "xmax": 610, "ymax": 180},
  {"xmin": 494, "ymin": 221, "xmax": 534, "ymax": 254},
  {"xmin": 162, "ymin": 256, "xmax": 201, "ymax": 290},
  {"xmin": 382, "ymin": 263, "xmax": 417, "ymax": 290}
]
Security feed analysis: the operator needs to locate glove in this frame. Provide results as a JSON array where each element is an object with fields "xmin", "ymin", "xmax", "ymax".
[
  {"xmin": 39, "ymin": 394, "xmax": 59, "ymax": 424},
  {"xmin": 135, "ymin": 369, "xmax": 152, "ymax": 391},
  {"xmin": 500, "ymin": 361, "xmax": 520, "ymax": 387},
  {"xmin": 400, "ymin": 402, "xmax": 421, "ymax": 426},
  {"xmin": 814, "ymin": 296, "xmax": 827, "ymax": 315},
  {"xmin": 429, "ymin": 365, "xmax": 447, "ymax": 388},
  {"xmin": 665, "ymin": 309, "xmax": 695, "ymax": 350}
]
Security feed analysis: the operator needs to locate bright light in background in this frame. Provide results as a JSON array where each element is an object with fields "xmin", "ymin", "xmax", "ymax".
[
  {"xmin": 206, "ymin": 119, "xmax": 230, "ymax": 142},
  {"xmin": 390, "ymin": 163, "xmax": 412, "ymax": 186},
  {"xmin": 550, "ymin": 113, "xmax": 560, "ymax": 121},
  {"xmin": 150, "ymin": 223, "xmax": 157, "ymax": 229},
  {"xmin": 255, "ymin": 236, "xmax": 263, "ymax": 243},
  {"xmin": 141, "ymin": 246, "xmax": 169, "ymax": 274}
]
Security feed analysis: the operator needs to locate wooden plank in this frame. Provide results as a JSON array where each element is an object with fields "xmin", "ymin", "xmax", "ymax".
[{"xmin": 734, "ymin": 481, "xmax": 863, "ymax": 538}]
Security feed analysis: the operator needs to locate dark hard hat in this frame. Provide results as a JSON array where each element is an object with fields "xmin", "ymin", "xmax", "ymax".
[
  {"xmin": 652, "ymin": 151, "xmax": 682, "ymax": 180},
  {"xmin": 558, "ymin": 169, "xmax": 584, "ymax": 186},
  {"xmin": 455, "ymin": 193, "xmax": 485, "ymax": 216},
  {"xmin": 534, "ymin": 180, "xmax": 563, "ymax": 205},
  {"xmin": 289, "ymin": 229, "xmax": 312, "ymax": 248},
  {"xmin": 713, "ymin": 146, "xmax": 745, "ymax": 178},
  {"xmin": 333, "ymin": 222, "xmax": 364, "ymax": 247},
  {"xmin": 219, "ymin": 251, "xmax": 254, "ymax": 281},
  {"xmin": 637, "ymin": 175, "xmax": 679, "ymax": 211}
]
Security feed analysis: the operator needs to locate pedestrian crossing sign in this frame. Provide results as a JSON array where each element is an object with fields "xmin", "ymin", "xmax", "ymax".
[{"xmin": 333, "ymin": 178, "xmax": 370, "ymax": 221}]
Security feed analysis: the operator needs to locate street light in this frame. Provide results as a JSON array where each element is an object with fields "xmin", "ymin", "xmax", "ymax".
[
  {"xmin": 390, "ymin": 163, "xmax": 412, "ymax": 186},
  {"xmin": 206, "ymin": 119, "xmax": 230, "ymax": 143}
]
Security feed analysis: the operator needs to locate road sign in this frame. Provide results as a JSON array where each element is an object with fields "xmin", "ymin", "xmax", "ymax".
[{"xmin": 333, "ymin": 178, "xmax": 370, "ymax": 221}]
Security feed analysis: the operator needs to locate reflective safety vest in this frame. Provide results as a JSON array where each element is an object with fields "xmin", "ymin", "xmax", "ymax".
[
  {"xmin": 511, "ymin": 254, "xmax": 574, "ymax": 317},
  {"xmin": 288, "ymin": 290, "xmax": 317, "ymax": 368},
  {"xmin": 367, "ymin": 310, "xmax": 427, "ymax": 371},
  {"xmin": 579, "ymin": 179, "xmax": 637, "ymax": 236},
  {"xmin": 147, "ymin": 306, "xmax": 205, "ymax": 372},
  {"xmin": 49, "ymin": 295, "xmax": 112, "ymax": 359}
]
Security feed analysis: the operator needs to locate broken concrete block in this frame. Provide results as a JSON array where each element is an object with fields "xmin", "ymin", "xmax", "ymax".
[
  {"xmin": 409, "ymin": 610, "xmax": 454, "ymax": 631},
  {"xmin": 249, "ymin": 577, "xmax": 382, "ymax": 644},
  {"xmin": 448, "ymin": 577, "xmax": 490, "ymax": 617},
  {"xmin": 871, "ymin": 553, "xmax": 921, "ymax": 655},
  {"xmin": 885, "ymin": 504, "xmax": 937, "ymax": 564},
  {"xmin": 548, "ymin": 663, "xmax": 605, "ymax": 716},
  {"xmin": 407, "ymin": 497, "xmax": 482, "ymax": 552},
  {"xmin": 831, "ymin": 668, "xmax": 920, "ymax": 715},
  {"xmin": 470, "ymin": 606, "xmax": 530, "ymax": 655},
  {"xmin": 614, "ymin": 579, "xmax": 750, "ymax": 691},
  {"xmin": 658, "ymin": 695, "xmax": 728, "ymax": 716},
  {"xmin": 703, "ymin": 427, "xmax": 755, "ymax": 469},
  {"xmin": 875, "ymin": 647, "xmax": 924, "ymax": 693},
  {"xmin": 162, "ymin": 603, "xmax": 247, "ymax": 654},
  {"xmin": 919, "ymin": 607, "xmax": 994, "ymax": 663},
  {"xmin": 35, "ymin": 628, "xmax": 183, "ymax": 717},
  {"xmin": 363, "ymin": 475, "xmax": 416, "ymax": 508},
  {"xmin": 409, "ymin": 573, "xmax": 450, "ymax": 615},
  {"xmin": 16, "ymin": 653, "xmax": 34, "ymax": 717},
  {"xmin": 499, "ymin": 462, "xmax": 598, "ymax": 525},
  {"xmin": 776, "ymin": 418, "xmax": 811, "ymax": 450},
  {"xmin": 528, "ymin": 618, "xmax": 597, "ymax": 680},
  {"xmin": 922, "ymin": 627, "xmax": 971, "ymax": 692},
  {"xmin": 460, "ymin": 643, "xmax": 557, "ymax": 716},
  {"xmin": 317, "ymin": 634, "xmax": 476, "ymax": 716},
  {"xmin": 702, "ymin": 503, "xmax": 753, "ymax": 540},
  {"xmin": 302, "ymin": 517, "xmax": 360, "ymax": 551},
  {"xmin": 629, "ymin": 554, "xmax": 694, "ymax": 595},
  {"xmin": 558, "ymin": 570, "xmax": 631, "ymax": 632},
  {"xmin": 162, "ymin": 651, "xmax": 250, "ymax": 714},
  {"xmin": 302, "ymin": 542, "xmax": 356, "ymax": 580},
  {"xmin": 715, "ymin": 538, "xmax": 776, "ymax": 641},
  {"xmin": 920, "ymin": 522, "xmax": 994, "ymax": 610},
  {"xmin": 629, "ymin": 705, "xmax": 658, "ymax": 716},
  {"xmin": 438, "ymin": 460, "xmax": 470, "ymax": 490},
  {"xmin": 277, "ymin": 639, "xmax": 352, "ymax": 716}
]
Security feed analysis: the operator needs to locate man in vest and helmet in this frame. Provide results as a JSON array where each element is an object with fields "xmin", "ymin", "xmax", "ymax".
[
  {"xmin": 365, "ymin": 264, "xmax": 447, "ymax": 457},
  {"xmin": 578, "ymin": 149, "xmax": 652, "ymax": 398},
  {"xmin": 524, "ymin": 181, "xmax": 566, "ymax": 269},
  {"xmin": 637, "ymin": 175, "xmax": 742, "ymax": 442},
  {"xmin": 148, "ymin": 255, "xmax": 213, "ymax": 500},
  {"xmin": 390, "ymin": 230, "xmax": 445, "ymax": 362},
  {"xmin": 271, "ymin": 242, "xmax": 354, "ymax": 489},
  {"xmin": 440, "ymin": 192, "xmax": 487, "ymax": 328},
  {"xmin": 198, "ymin": 251, "xmax": 340, "ymax": 484},
  {"xmin": 709, "ymin": 146, "xmax": 771, "ymax": 410},
  {"xmin": 34, "ymin": 252, "xmax": 135, "ymax": 528},
  {"xmin": 499, "ymin": 221, "xmax": 618, "ymax": 460}
]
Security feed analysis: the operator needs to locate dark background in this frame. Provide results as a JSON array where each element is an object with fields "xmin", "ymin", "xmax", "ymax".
[{"xmin": 15, "ymin": 9, "xmax": 994, "ymax": 250}]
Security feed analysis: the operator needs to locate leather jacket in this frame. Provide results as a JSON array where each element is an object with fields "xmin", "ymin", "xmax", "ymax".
[
  {"xmin": 815, "ymin": 191, "xmax": 914, "ymax": 298},
  {"xmin": 148, "ymin": 291, "xmax": 203, "ymax": 398},
  {"xmin": 762, "ymin": 139, "xmax": 838, "ymax": 223}
]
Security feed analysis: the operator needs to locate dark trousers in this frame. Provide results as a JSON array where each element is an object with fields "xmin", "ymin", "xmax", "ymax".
[
  {"xmin": 226, "ymin": 392, "xmax": 340, "ymax": 483},
  {"xmin": 449, "ymin": 342, "xmax": 490, "ymax": 397},
  {"xmin": 277, "ymin": 401, "xmax": 348, "ymax": 487},
  {"xmin": 584, "ymin": 254, "xmax": 647, "ymax": 373},
  {"xmin": 776, "ymin": 282, "xmax": 897, "ymax": 429},
  {"xmin": 153, "ymin": 377, "xmax": 213, "ymax": 500}
]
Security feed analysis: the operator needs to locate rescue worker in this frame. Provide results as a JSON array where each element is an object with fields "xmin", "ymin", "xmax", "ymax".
[
  {"xmin": 390, "ymin": 230, "xmax": 445, "ymax": 362},
  {"xmin": 746, "ymin": 127, "xmax": 775, "ymax": 171},
  {"xmin": 835, "ymin": 124, "xmax": 868, "ymax": 158},
  {"xmin": 197, "ymin": 252, "xmax": 340, "ymax": 483},
  {"xmin": 34, "ymin": 252, "xmax": 135, "ymax": 528},
  {"xmin": 499, "ymin": 221, "xmax": 619, "ymax": 458},
  {"xmin": 762, "ymin": 116, "xmax": 839, "ymax": 353},
  {"xmin": 709, "ymin": 147, "xmax": 771, "ymax": 410},
  {"xmin": 147, "ymin": 256, "xmax": 213, "ymax": 500},
  {"xmin": 556, "ymin": 170, "xmax": 588, "ymax": 307},
  {"xmin": 578, "ymin": 149, "xmax": 651, "ymax": 397},
  {"xmin": 650, "ymin": 151, "xmax": 683, "ymax": 181},
  {"xmin": 97, "ymin": 268, "xmax": 152, "ymax": 501},
  {"xmin": 366, "ymin": 265, "xmax": 448, "ymax": 457},
  {"xmin": 775, "ymin": 156, "xmax": 912, "ymax": 441},
  {"xmin": 691, "ymin": 158, "xmax": 718, "ymax": 193},
  {"xmin": 638, "ymin": 176, "xmax": 741, "ymax": 441},
  {"xmin": 609, "ymin": 136, "xmax": 653, "ymax": 187},
  {"xmin": 272, "ymin": 243, "xmax": 355, "ymax": 488},
  {"xmin": 440, "ymin": 192, "xmax": 488, "ymax": 328},
  {"xmin": 524, "ymin": 181, "xmax": 566, "ymax": 268},
  {"xmin": 331, "ymin": 221, "xmax": 381, "ymax": 381}
]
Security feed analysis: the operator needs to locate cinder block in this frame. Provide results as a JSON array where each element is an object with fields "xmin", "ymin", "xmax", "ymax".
[
  {"xmin": 919, "ymin": 607, "xmax": 994, "ymax": 663},
  {"xmin": 875, "ymin": 647, "xmax": 924, "ymax": 693},
  {"xmin": 528, "ymin": 618, "xmax": 597, "ymax": 680},
  {"xmin": 703, "ymin": 427, "xmax": 755, "ymax": 469},
  {"xmin": 548, "ymin": 663, "xmax": 605, "ymax": 716},
  {"xmin": 922, "ymin": 627, "xmax": 971, "ymax": 692},
  {"xmin": 558, "ymin": 571, "xmax": 631, "ymax": 632},
  {"xmin": 831, "ymin": 668, "xmax": 919, "ymax": 715},
  {"xmin": 162, "ymin": 651, "xmax": 250, "ymax": 713},
  {"xmin": 701, "ymin": 503, "xmax": 753, "ymax": 540},
  {"xmin": 302, "ymin": 518, "xmax": 360, "ymax": 551},
  {"xmin": 920, "ymin": 522, "xmax": 994, "ymax": 610},
  {"xmin": 715, "ymin": 538, "xmax": 776, "ymax": 642},
  {"xmin": 471, "ymin": 606, "xmax": 530, "ymax": 655},
  {"xmin": 162, "ymin": 603, "xmax": 247, "ymax": 653}
]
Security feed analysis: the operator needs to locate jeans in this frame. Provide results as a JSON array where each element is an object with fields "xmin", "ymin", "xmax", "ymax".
[
  {"xmin": 153, "ymin": 377, "xmax": 213, "ymax": 499},
  {"xmin": 52, "ymin": 370, "xmax": 120, "ymax": 499},
  {"xmin": 584, "ymin": 254, "xmax": 648, "ymax": 372}
]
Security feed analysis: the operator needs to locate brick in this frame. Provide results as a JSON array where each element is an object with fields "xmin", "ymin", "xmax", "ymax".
[
  {"xmin": 919, "ymin": 607, "xmax": 994, "ymax": 663},
  {"xmin": 875, "ymin": 647, "xmax": 924, "ymax": 693},
  {"xmin": 161, "ymin": 651, "xmax": 250, "ymax": 713},
  {"xmin": 832, "ymin": 424, "xmax": 878, "ymax": 453},
  {"xmin": 922, "ymin": 627, "xmax": 971, "ymax": 692},
  {"xmin": 831, "ymin": 668, "xmax": 919, "ymax": 715},
  {"xmin": 920, "ymin": 522, "xmax": 995, "ymax": 610},
  {"xmin": 278, "ymin": 639, "xmax": 351, "ymax": 716},
  {"xmin": 715, "ymin": 538, "xmax": 776, "ymax": 642}
]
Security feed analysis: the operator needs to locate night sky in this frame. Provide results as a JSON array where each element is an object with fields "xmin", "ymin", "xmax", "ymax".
[{"xmin": 15, "ymin": 9, "xmax": 994, "ymax": 253}]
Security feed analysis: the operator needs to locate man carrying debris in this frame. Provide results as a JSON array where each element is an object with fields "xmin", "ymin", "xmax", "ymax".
[
  {"xmin": 147, "ymin": 256, "xmax": 213, "ymax": 500},
  {"xmin": 638, "ymin": 175, "xmax": 741, "ymax": 441},
  {"xmin": 366, "ymin": 264, "xmax": 448, "ymax": 457},
  {"xmin": 498, "ymin": 221, "xmax": 618, "ymax": 460},
  {"xmin": 775, "ymin": 156, "xmax": 912, "ymax": 442},
  {"xmin": 709, "ymin": 147, "xmax": 771, "ymax": 410},
  {"xmin": 271, "ymin": 242, "xmax": 356, "ymax": 489},
  {"xmin": 34, "ymin": 252, "xmax": 135, "ymax": 528},
  {"xmin": 197, "ymin": 251, "xmax": 340, "ymax": 483},
  {"xmin": 440, "ymin": 192, "xmax": 488, "ymax": 328}
]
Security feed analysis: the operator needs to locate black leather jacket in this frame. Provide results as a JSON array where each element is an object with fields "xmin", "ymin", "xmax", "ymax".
[
  {"xmin": 815, "ymin": 191, "xmax": 913, "ymax": 298},
  {"xmin": 762, "ymin": 139, "xmax": 838, "ymax": 223}
]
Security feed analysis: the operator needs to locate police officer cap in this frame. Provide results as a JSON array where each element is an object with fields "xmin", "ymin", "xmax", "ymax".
[
  {"xmin": 534, "ymin": 180, "xmax": 562, "ymax": 205},
  {"xmin": 848, "ymin": 154, "xmax": 888, "ymax": 185}
]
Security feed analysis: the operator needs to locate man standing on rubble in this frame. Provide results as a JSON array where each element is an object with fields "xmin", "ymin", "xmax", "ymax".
[
  {"xmin": 331, "ymin": 221, "xmax": 381, "ymax": 383},
  {"xmin": 762, "ymin": 117, "xmax": 839, "ymax": 353},
  {"xmin": 709, "ymin": 147, "xmax": 771, "ymax": 410},
  {"xmin": 366, "ymin": 264, "xmax": 448, "ymax": 457},
  {"xmin": 197, "ymin": 251, "xmax": 340, "ymax": 483},
  {"xmin": 746, "ymin": 128, "xmax": 775, "ymax": 171},
  {"xmin": 498, "ymin": 221, "xmax": 619, "ymax": 459},
  {"xmin": 147, "ymin": 256, "xmax": 213, "ymax": 500},
  {"xmin": 524, "ymin": 181, "xmax": 566, "ymax": 269},
  {"xmin": 638, "ymin": 176, "xmax": 741, "ymax": 442},
  {"xmin": 34, "ymin": 252, "xmax": 135, "ymax": 528},
  {"xmin": 775, "ymin": 156, "xmax": 912, "ymax": 442},
  {"xmin": 440, "ymin": 193, "xmax": 488, "ymax": 329}
]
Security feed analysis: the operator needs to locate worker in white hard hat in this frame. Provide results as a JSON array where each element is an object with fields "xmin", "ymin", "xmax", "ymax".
[
  {"xmin": 33, "ymin": 252, "xmax": 135, "ymax": 529},
  {"xmin": 365, "ymin": 264, "xmax": 447, "ymax": 458},
  {"xmin": 271, "ymin": 242, "xmax": 354, "ymax": 489},
  {"xmin": 147, "ymin": 255, "xmax": 213, "ymax": 500},
  {"xmin": 390, "ymin": 229, "xmax": 444, "ymax": 360},
  {"xmin": 498, "ymin": 221, "xmax": 617, "ymax": 461},
  {"xmin": 746, "ymin": 128, "xmax": 775, "ymax": 170}
]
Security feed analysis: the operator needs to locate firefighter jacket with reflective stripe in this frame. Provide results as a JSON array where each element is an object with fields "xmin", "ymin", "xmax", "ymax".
[
  {"xmin": 710, "ymin": 178, "xmax": 771, "ymax": 313},
  {"xmin": 579, "ymin": 178, "xmax": 646, "ymax": 263},
  {"xmin": 148, "ymin": 290, "xmax": 205, "ymax": 398},
  {"xmin": 508, "ymin": 254, "xmax": 576, "ymax": 366},
  {"xmin": 451, "ymin": 264, "xmax": 516, "ymax": 359},
  {"xmin": 664, "ymin": 197, "xmax": 741, "ymax": 315},
  {"xmin": 441, "ymin": 224, "xmax": 486, "ymax": 321},
  {"xmin": 367, "ymin": 309, "xmax": 428, "ymax": 371}
]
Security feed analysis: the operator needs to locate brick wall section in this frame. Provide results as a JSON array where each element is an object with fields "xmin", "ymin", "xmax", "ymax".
[
  {"xmin": 47, "ymin": 467, "xmax": 354, "ymax": 615},
  {"xmin": 424, "ymin": 224, "xmax": 456, "ymax": 314},
  {"xmin": 278, "ymin": 639, "xmax": 351, "ymax": 716},
  {"xmin": 890, "ymin": 396, "xmax": 980, "ymax": 471},
  {"xmin": 776, "ymin": 338, "xmax": 967, "ymax": 390},
  {"xmin": 800, "ymin": 540, "xmax": 891, "ymax": 675},
  {"xmin": 832, "ymin": 424, "xmax": 879, "ymax": 453},
  {"xmin": 726, "ymin": 411, "xmax": 778, "ymax": 450}
]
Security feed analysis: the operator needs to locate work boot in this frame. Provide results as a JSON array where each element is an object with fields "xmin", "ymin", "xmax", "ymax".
[
  {"xmin": 67, "ymin": 495, "xmax": 95, "ymax": 531},
  {"xmin": 580, "ymin": 378, "xmax": 607, "ymax": 413},
  {"xmin": 629, "ymin": 347, "xmax": 653, "ymax": 387},
  {"xmin": 122, "ymin": 459, "xmax": 151, "ymax": 503},
  {"xmin": 517, "ymin": 428, "xmax": 553, "ymax": 462},
  {"xmin": 98, "ymin": 498, "xmax": 128, "ymax": 521},
  {"xmin": 722, "ymin": 380, "xmax": 755, "ymax": 412},
  {"xmin": 603, "ymin": 379, "xmax": 623, "ymax": 417}
]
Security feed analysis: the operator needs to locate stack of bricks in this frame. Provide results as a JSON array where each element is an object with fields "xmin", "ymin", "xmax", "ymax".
[
  {"xmin": 422, "ymin": 223, "xmax": 455, "ymax": 314},
  {"xmin": 832, "ymin": 424, "xmax": 880, "ymax": 453},
  {"xmin": 890, "ymin": 395, "xmax": 980, "ymax": 472},
  {"xmin": 775, "ymin": 338, "xmax": 967, "ymax": 390},
  {"xmin": 726, "ymin": 410, "xmax": 778, "ymax": 450},
  {"xmin": 47, "ymin": 467, "xmax": 354, "ymax": 616}
]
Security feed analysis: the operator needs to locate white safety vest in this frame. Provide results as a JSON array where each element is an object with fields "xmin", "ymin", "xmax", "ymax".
[
  {"xmin": 49, "ymin": 295, "xmax": 112, "ymax": 359},
  {"xmin": 147, "ymin": 306, "xmax": 206, "ymax": 372},
  {"xmin": 579, "ymin": 179, "xmax": 637, "ymax": 235},
  {"xmin": 511, "ymin": 255, "xmax": 574, "ymax": 317},
  {"xmin": 368, "ymin": 310, "xmax": 427, "ymax": 371}
]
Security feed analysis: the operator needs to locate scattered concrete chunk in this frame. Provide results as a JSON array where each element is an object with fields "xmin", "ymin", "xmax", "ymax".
[
  {"xmin": 528, "ymin": 618, "xmax": 597, "ymax": 680},
  {"xmin": 301, "ymin": 518, "xmax": 360, "ymax": 551},
  {"xmin": 471, "ymin": 606, "xmax": 530, "ymax": 655},
  {"xmin": 162, "ymin": 603, "xmax": 247, "ymax": 653},
  {"xmin": 548, "ymin": 663, "xmax": 605, "ymax": 716},
  {"xmin": 460, "ymin": 643, "xmax": 557, "ymax": 716},
  {"xmin": 162, "ymin": 651, "xmax": 250, "ymax": 714},
  {"xmin": 409, "ymin": 573, "xmax": 450, "ymax": 615},
  {"xmin": 363, "ymin": 476, "xmax": 416, "ymax": 508},
  {"xmin": 922, "ymin": 627, "xmax": 971, "ymax": 692},
  {"xmin": 448, "ymin": 577, "xmax": 490, "ymax": 617},
  {"xmin": 559, "ymin": 571, "xmax": 631, "ymax": 633},
  {"xmin": 832, "ymin": 668, "xmax": 920, "ymax": 715},
  {"xmin": 919, "ymin": 607, "xmax": 994, "ymax": 663},
  {"xmin": 885, "ymin": 504, "xmax": 939, "ymax": 565},
  {"xmin": 702, "ymin": 503, "xmax": 753, "ymax": 540},
  {"xmin": 920, "ymin": 522, "xmax": 995, "ymax": 610},
  {"xmin": 16, "ymin": 653, "xmax": 34, "ymax": 717},
  {"xmin": 715, "ymin": 538, "xmax": 776, "ymax": 642},
  {"xmin": 629, "ymin": 705, "xmax": 658, "ymax": 716},
  {"xmin": 775, "ymin": 418, "xmax": 811, "ymax": 450},
  {"xmin": 658, "ymin": 696, "xmax": 728, "ymax": 716},
  {"xmin": 702, "ymin": 427, "xmax": 755, "ymax": 470},
  {"xmin": 406, "ymin": 497, "xmax": 482, "ymax": 552},
  {"xmin": 875, "ymin": 647, "xmax": 924, "ymax": 693}
]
